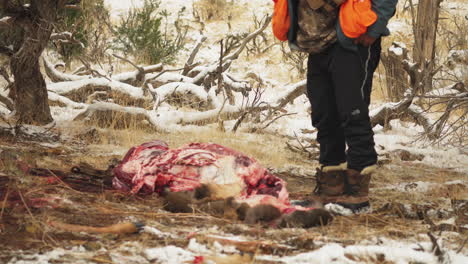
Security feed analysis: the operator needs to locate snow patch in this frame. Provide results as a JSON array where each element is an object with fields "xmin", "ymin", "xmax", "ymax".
[
  {"xmin": 144, "ymin": 246, "xmax": 195, "ymax": 264},
  {"xmin": 389, "ymin": 45, "xmax": 403, "ymax": 56},
  {"xmin": 143, "ymin": 226, "xmax": 178, "ymax": 238},
  {"xmin": 324, "ymin": 204, "xmax": 353, "ymax": 216},
  {"xmin": 8, "ymin": 247, "xmax": 85, "ymax": 264},
  {"xmin": 187, "ymin": 239, "xmax": 211, "ymax": 254},
  {"xmin": 275, "ymin": 239, "xmax": 468, "ymax": 264}
]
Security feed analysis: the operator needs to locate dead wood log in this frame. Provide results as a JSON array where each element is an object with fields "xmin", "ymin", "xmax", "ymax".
[
  {"xmin": 371, "ymin": 85, "xmax": 467, "ymax": 142},
  {"xmin": 47, "ymin": 78, "xmax": 149, "ymax": 107},
  {"xmin": 181, "ymin": 79, "xmax": 306, "ymax": 127},
  {"xmin": 47, "ymin": 91, "xmax": 86, "ymax": 109},
  {"xmin": 179, "ymin": 97, "xmax": 289, "ymax": 126},
  {"xmin": 370, "ymin": 87, "xmax": 414, "ymax": 128},
  {"xmin": 275, "ymin": 80, "xmax": 307, "ymax": 108},
  {"xmin": 152, "ymin": 82, "xmax": 213, "ymax": 110},
  {"xmin": 43, "ymin": 57, "xmax": 89, "ymax": 82},
  {"xmin": 44, "ymin": 56, "xmax": 163, "ymax": 85},
  {"xmin": 146, "ymin": 72, "xmax": 194, "ymax": 88},
  {"xmin": 74, "ymin": 102, "xmax": 155, "ymax": 129},
  {"xmin": 143, "ymin": 67, "xmax": 188, "ymax": 89},
  {"xmin": 222, "ymin": 73, "xmax": 251, "ymax": 94}
]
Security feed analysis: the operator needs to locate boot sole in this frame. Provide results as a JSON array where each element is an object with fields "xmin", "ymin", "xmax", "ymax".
[{"xmin": 336, "ymin": 201, "xmax": 370, "ymax": 213}]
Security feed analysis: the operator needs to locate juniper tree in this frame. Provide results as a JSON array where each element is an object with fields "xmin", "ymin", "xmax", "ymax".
[{"xmin": 0, "ymin": 0, "xmax": 81, "ymax": 125}]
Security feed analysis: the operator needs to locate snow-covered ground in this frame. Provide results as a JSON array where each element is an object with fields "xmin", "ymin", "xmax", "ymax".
[
  {"xmin": 2, "ymin": 1, "xmax": 467, "ymax": 263},
  {"xmin": 8, "ymin": 232, "xmax": 468, "ymax": 264}
]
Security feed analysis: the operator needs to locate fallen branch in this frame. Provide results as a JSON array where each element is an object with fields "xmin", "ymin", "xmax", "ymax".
[
  {"xmin": 144, "ymin": 67, "xmax": 187, "ymax": 88},
  {"xmin": 43, "ymin": 57, "xmax": 90, "ymax": 82},
  {"xmin": 44, "ymin": 56, "xmax": 163, "ymax": 85},
  {"xmin": 222, "ymin": 73, "xmax": 251, "ymax": 94},
  {"xmin": 152, "ymin": 82, "xmax": 211, "ymax": 109},
  {"xmin": 370, "ymin": 88, "xmax": 414, "ymax": 128},
  {"xmin": 74, "ymin": 102, "xmax": 154, "ymax": 129},
  {"xmin": 427, "ymin": 232, "xmax": 445, "ymax": 263},
  {"xmin": 260, "ymin": 112, "xmax": 297, "ymax": 130},
  {"xmin": 47, "ymin": 91, "xmax": 87, "ymax": 109},
  {"xmin": 182, "ymin": 35, "xmax": 207, "ymax": 76},
  {"xmin": 0, "ymin": 94, "xmax": 14, "ymax": 111},
  {"xmin": 275, "ymin": 80, "xmax": 307, "ymax": 108},
  {"xmin": 112, "ymin": 54, "xmax": 145, "ymax": 86},
  {"xmin": 111, "ymin": 62, "xmax": 163, "ymax": 85},
  {"xmin": 47, "ymin": 78, "xmax": 145, "ymax": 99},
  {"xmin": 50, "ymin": 31, "xmax": 83, "ymax": 46},
  {"xmin": 49, "ymin": 220, "xmax": 143, "ymax": 234}
]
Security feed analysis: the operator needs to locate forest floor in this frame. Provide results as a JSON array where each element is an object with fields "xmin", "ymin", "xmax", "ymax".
[{"xmin": 0, "ymin": 126, "xmax": 466, "ymax": 264}]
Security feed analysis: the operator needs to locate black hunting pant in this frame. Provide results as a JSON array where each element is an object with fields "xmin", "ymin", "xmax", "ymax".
[{"xmin": 306, "ymin": 39, "xmax": 381, "ymax": 171}]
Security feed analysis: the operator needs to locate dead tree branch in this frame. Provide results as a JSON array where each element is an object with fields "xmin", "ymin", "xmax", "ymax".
[
  {"xmin": 182, "ymin": 35, "xmax": 206, "ymax": 76},
  {"xmin": 0, "ymin": 94, "xmax": 14, "ymax": 111}
]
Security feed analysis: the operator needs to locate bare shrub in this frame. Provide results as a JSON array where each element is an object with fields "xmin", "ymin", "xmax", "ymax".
[
  {"xmin": 54, "ymin": 0, "xmax": 112, "ymax": 65},
  {"xmin": 280, "ymin": 43, "xmax": 308, "ymax": 79},
  {"xmin": 193, "ymin": 0, "xmax": 232, "ymax": 21}
]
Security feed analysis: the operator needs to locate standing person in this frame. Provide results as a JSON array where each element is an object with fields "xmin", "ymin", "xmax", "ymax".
[{"xmin": 305, "ymin": 0, "xmax": 398, "ymax": 212}]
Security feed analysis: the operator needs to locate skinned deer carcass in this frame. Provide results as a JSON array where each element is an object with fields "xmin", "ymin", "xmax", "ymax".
[{"xmin": 113, "ymin": 140, "xmax": 317, "ymax": 216}]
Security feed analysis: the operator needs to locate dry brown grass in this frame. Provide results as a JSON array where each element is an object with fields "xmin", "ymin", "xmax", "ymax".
[
  {"xmin": 1, "ymin": 129, "xmax": 467, "ymax": 262},
  {"xmin": 87, "ymin": 126, "xmax": 313, "ymax": 169}
]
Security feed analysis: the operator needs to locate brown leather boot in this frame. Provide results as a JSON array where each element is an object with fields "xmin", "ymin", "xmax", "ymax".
[
  {"xmin": 311, "ymin": 163, "xmax": 347, "ymax": 204},
  {"xmin": 337, "ymin": 165, "xmax": 376, "ymax": 212}
]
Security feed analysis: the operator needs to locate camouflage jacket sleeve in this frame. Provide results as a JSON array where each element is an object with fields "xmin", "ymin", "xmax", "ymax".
[{"xmin": 366, "ymin": 0, "xmax": 399, "ymax": 38}]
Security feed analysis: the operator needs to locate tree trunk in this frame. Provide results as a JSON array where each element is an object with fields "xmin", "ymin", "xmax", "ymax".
[
  {"xmin": 412, "ymin": 0, "xmax": 442, "ymax": 93},
  {"xmin": 9, "ymin": 0, "xmax": 59, "ymax": 125},
  {"xmin": 381, "ymin": 42, "xmax": 409, "ymax": 102}
]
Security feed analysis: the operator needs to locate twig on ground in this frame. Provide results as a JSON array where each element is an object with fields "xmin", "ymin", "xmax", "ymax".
[
  {"xmin": 261, "ymin": 113, "xmax": 297, "ymax": 130},
  {"xmin": 456, "ymin": 238, "xmax": 467, "ymax": 254},
  {"xmin": 427, "ymin": 232, "xmax": 444, "ymax": 262}
]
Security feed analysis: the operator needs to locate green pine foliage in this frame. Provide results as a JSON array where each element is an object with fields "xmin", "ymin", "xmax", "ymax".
[{"xmin": 113, "ymin": 0, "xmax": 187, "ymax": 64}]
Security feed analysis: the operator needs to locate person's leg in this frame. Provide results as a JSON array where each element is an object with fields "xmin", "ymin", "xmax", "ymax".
[
  {"xmin": 306, "ymin": 47, "xmax": 347, "ymax": 204},
  {"xmin": 330, "ymin": 44, "xmax": 378, "ymax": 171},
  {"xmin": 360, "ymin": 38, "xmax": 382, "ymax": 107},
  {"xmin": 307, "ymin": 49, "xmax": 346, "ymax": 167},
  {"xmin": 328, "ymin": 41, "xmax": 381, "ymax": 211}
]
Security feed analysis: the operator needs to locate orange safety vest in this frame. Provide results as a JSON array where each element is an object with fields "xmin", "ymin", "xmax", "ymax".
[
  {"xmin": 339, "ymin": 0, "xmax": 378, "ymax": 38},
  {"xmin": 272, "ymin": 0, "xmax": 290, "ymax": 41}
]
